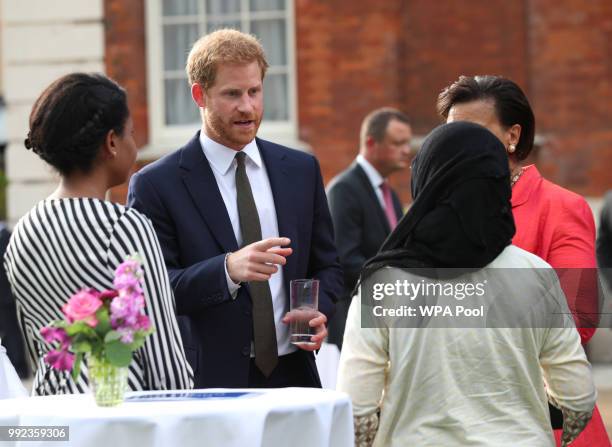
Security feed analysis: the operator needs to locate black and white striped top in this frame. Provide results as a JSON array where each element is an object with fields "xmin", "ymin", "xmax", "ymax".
[{"xmin": 4, "ymin": 198, "xmax": 193, "ymax": 395}]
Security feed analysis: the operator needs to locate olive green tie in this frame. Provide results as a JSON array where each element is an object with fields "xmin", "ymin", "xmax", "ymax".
[{"xmin": 235, "ymin": 151, "xmax": 278, "ymax": 377}]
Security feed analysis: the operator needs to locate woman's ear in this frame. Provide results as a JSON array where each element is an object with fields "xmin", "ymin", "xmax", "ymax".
[
  {"xmin": 102, "ymin": 129, "xmax": 118, "ymax": 160},
  {"xmin": 508, "ymin": 124, "xmax": 522, "ymax": 147}
]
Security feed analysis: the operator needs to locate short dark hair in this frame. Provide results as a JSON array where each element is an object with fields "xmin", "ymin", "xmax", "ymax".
[
  {"xmin": 25, "ymin": 73, "xmax": 129, "ymax": 176},
  {"xmin": 360, "ymin": 107, "xmax": 411, "ymax": 148},
  {"xmin": 437, "ymin": 75, "xmax": 535, "ymax": 161}
]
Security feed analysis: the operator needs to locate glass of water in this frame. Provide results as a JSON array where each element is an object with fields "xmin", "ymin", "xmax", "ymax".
[{"xmin": 289, "ymin": 279, "xmax": 319, "ymax": 346}]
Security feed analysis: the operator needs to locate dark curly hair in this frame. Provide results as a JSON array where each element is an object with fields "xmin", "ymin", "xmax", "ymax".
[
  {"xmin": 437, "ymin": 75, "xmax": 535, "ymax": 161},
  {"xmin": 24, "ymin": 73, "xmax": 129, "ymax": 176}
]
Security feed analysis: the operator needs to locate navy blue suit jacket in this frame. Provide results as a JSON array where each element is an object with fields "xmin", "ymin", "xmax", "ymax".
[{"xmin": 127, "ymin": 132, "xmax": 342, "ymax": 387}]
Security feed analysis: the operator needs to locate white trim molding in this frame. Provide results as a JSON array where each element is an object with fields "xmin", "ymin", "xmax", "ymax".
[{"xmin": 144, "ymin": 0, "xmax": 305, "ymax": 159}]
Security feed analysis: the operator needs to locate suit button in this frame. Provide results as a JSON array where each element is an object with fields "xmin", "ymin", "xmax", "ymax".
[
  {"xmin": 243, "ymin": 309, "xmax": 251, "ymax": 316},
  {"xmin": 241, "ymin": 347, "xmax": 250, "ymax": 357}
]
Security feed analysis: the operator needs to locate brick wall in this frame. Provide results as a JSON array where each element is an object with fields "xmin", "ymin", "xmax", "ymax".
[
  {"xmin": 295, "ymin": 1, "xmax": 406, "ymax": 189},
  {"xmin": 296, "ymin": 0, "xmax": 612, "ymax": 201},
  {"xmin": 528, "ymin": 0, "xmax": 612, "ymax": 196},
  {"xmin": 104, "ymin": 0, "xmax": 147, "ymax": 203},
  {"xmin": 105, "ymin": 0, "xmax": 612, "ymax": 204}
]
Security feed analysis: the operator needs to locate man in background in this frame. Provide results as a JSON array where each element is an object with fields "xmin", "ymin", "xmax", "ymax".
[{"xmin": 326, "ymin": 108, "xmax": 412, "ymax": 349}]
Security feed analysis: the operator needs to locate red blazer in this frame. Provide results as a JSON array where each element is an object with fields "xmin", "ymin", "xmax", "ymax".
[
  {"xmin": 512, "ymin": 165, "xmax": 609, "ymax": 447},
  {"xmin": 512, "ymin": 165, "xmax": 597, "ymax": 343}
]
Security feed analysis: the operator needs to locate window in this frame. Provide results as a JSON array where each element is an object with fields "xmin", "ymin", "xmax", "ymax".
[{"xmin": 146, "ymin": 0, "xmax": 298, "ymax": 155}]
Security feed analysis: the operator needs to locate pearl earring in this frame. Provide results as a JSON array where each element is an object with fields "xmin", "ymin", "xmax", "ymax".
[{"xmin": 508, "ymin": 144, "xmax": 516, "ymax": 154}]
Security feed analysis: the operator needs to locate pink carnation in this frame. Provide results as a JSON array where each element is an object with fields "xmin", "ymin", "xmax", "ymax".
[
  {"xmin": 44, "ymin": 349, "xmax": 75, "ymax": 371},
  {"xmin": 40, "ymin": 326, "xmax": 70, "ymax": 349},
  {"xmin": 61, "ymin": 289, "xmax": 103, "ymax": 327}
]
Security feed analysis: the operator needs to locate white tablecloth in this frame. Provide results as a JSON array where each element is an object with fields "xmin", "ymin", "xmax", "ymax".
[
  {"xmin": 315, "ymin": 342, "xmax": 341, "ymax": 389},
  {"xmin": 0, "ymin": 388, "xmax": 353, "ymax": 447}
]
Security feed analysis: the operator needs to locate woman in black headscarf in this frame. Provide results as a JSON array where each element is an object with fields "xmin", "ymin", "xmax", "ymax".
[
  {"xmin": 337, "ymin": 122, "xmax": 595, "ymax": 447},
  {"xmin": 359, "ymin": 120, "xmax": 514, "ymax": 277}
]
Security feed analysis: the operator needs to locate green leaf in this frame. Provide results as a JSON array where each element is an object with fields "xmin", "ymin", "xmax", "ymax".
[
  {"xmin": 65, "ymin": 321, "xmax": 96, "ymax": 338},
  {"xmin": 94, "ymin": 309, "xmax": 111, "ymax": 336},
  {"xmin": 104, "ymin": 330, "xmax": 122, "ymax": 343},
  {"xmin": 128, "ymin": 339, "xmax": 145, "ymax": 351},
  {"xmin": 70, "ymin": 335, "xmax": 92, "ymax": 353},
  {"xmin": 104, "ymin": 340, "xmax": 133, "ymax": 367},
  {"xmin": 71, "ymin": 339, "xmax": 92, "ymax": 353},
  {"xmin": 71, "ymin": 352, "xmax": 83, "ymax": 380}
]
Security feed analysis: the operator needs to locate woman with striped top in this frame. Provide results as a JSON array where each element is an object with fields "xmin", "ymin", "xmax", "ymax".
[{"xmin": 4, "ymin": 73, "xmax": 193, "ymax": 394}]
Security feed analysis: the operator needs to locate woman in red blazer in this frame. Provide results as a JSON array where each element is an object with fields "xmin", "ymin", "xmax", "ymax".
[{"xmin": 438, "ymin": 75, "xmax": 609, "ymax": 447}]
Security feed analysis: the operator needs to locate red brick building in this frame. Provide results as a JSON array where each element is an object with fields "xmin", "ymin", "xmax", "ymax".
[{"xmin": 105, "ymin": 0, "xmax": 612, "ymax": 205}]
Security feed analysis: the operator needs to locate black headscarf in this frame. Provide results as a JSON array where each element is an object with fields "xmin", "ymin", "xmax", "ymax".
[{"xmin": 357, "ymin": 121, "xmax": 516, "ymax": 288}]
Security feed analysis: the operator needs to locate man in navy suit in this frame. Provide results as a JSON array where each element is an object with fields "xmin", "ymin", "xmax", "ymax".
[
  {"xmin": 128, "ymin": 29, "xmax": 342, "ymax": 388},
  {"xmin": 326, "ymin": 108, "xmax": 412, "ymax": 349}
]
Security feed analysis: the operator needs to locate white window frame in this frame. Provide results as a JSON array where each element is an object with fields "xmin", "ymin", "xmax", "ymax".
[{"xmin": 144, "ymin": 0, "xmax": 303, "ymax": 158}]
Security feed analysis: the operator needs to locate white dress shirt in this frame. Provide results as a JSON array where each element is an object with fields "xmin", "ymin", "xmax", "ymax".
[
  {"xmin": 199, "ymin": 131, "xmax": 295, "ymax": 356},
  {"xmin": 356, "ymin": 154, "xmax": 386, "ymax": 209}
]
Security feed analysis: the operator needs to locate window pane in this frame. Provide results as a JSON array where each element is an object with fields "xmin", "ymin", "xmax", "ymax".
[
  {"xmin": 163, "ymin": 0, "xmax": 198, "ymax": 16},
  {"xmin": 250, "ymin": 19, "xmax": 286, "ymax": 66},
  {"xmin": 164, "ymin": 78, "xmax": 200, "ymax": 125},
  {"xmin": 206, "ymin": 0, "xmax": 240, "ymax": 15},
  {"xmin": 250, "ymin": 0, "xmax": 285, "ymax": 12},
  {"xmin": 263, "ymin": 74, "xmax": 288, "ymax": 121},
  {"xmin": 163, "ymin": 24, "xmax": 199, "ymax": 71},
  {"xmin": 207, "ymin": 20, "xmax": 241, "ymax": 33}
]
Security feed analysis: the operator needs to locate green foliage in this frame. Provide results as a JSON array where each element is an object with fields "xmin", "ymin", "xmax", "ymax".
[
  {"xmin": 95, "ymin": 308, "xmax": 111, "ymax": 337},
  {"xmin": 72, "ymin": 353, "xmax": 84, "ymax": 381},
  {"xmin": 105, "ymin": 340, "xmax": 133, "ymax": 367}
]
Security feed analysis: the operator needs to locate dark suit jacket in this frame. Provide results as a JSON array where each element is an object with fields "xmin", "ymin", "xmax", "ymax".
[
  {"xmin": 127, "ymin": 132, "xmax": 342, "ymax": 387},
  {"xmin": 326, "ymin": 161, "xmax": 403, "ymax": 348}
]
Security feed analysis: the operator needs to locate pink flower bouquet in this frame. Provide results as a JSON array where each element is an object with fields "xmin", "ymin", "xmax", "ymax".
[{"xmin": 40, "ymin": 256, "xmax": 154, "ymax": 379}]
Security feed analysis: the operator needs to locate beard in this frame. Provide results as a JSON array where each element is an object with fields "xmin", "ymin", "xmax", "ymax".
[{"xmin": 204, "ymin": 109, "xmax": 262, "ymax": 150}]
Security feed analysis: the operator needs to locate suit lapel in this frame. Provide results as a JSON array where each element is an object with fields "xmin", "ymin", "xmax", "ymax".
[
  {"xmin": 352, "ymin": 163, "xmax": 391, "ymax": 234},
  {"xmin": 257, "ymin": 138, "xmax": 298, "ymax": 290},
  {"xmin": 179, "ymin": 132, "xmax": 239, "ymax": 253}
]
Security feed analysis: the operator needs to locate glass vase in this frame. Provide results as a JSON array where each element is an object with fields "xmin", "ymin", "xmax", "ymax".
[{"xmin": 87, "ymin": 355, "xmax": 128, "ymax": 407}]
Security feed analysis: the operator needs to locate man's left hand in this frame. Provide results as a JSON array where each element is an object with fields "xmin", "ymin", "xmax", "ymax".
[{"xmin": 282, "ymin": 311, "xmax": 327, "ymax": 351}]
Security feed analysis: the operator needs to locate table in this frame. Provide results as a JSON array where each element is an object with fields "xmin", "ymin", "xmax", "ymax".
[{"xmin": 0, "ymin": 388, "xmax": 353, "ymax": 447}]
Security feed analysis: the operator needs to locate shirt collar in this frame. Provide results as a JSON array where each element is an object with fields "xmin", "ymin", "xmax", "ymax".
[
  {"xmin": 200, "ymin": 130, "xmax": 261, "ymax": 175},
  {"xmin": 357, "ymin": 154, "xmax": 385, "ymax": 189}
]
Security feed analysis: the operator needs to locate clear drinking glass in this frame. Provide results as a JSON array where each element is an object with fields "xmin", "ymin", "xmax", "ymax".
[{"xmin": 289, "ymin": 279, "xmax": 319, "ymax": 346}]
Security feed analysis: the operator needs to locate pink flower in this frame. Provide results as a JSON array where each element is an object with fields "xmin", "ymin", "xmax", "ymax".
[
  {"xmin": 44, "ymin": 349, "xmax": 75, "ymax": 371},
  {"xmin": 98, "ymin": 289, "xmax": 119, "ymax": 301},
  {"xmin": 118, "ymin": 328, "xmax": 134, "ymax": 343},
  {"xmin": 61, "ymin": 289, "xmax": 103, "ymax": 327},
  {"xmin": 114, "ymin": 274, "xmax": 142, "ymax": 293},
  {"xmin": 40, "ymin": 326, "xmax": 70, "ymax": 349},
  {"xmin": 135, "ymin": 314, "xmax": 151, "ymax": 331},
  {"xmin": 114, "ymin": 259, "xmax": 142, "ymax": 282}
]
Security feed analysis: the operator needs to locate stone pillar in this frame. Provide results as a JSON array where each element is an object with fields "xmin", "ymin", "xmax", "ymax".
[{"xmin": 1, "ymin": 0, "xmax": 105, "ymax": 225}]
